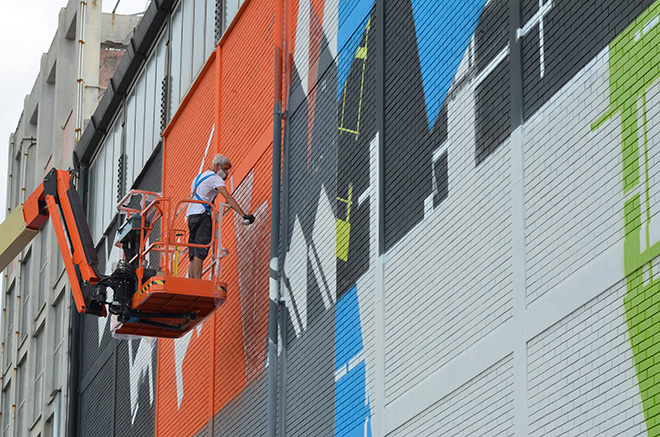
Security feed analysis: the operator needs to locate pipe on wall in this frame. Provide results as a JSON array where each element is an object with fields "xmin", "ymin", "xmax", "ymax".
[{"xmin": 267, "ymin": 0, "xmax": 284, "ymax": 435}]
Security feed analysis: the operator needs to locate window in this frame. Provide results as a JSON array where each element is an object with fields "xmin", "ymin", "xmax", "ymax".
[
  {"xmin": 89, "ymin": 117, "xmax": 122, "ymax": 243},
  {"xmin": 125, "ymin": 91, "xmax": 137, "ymax": 189},
  {"xmin": 224, "ymin": 0, "xmax": 243, "ymax": 31},
  {"xmin": 45, "ymin": 416, "xmax": 54, "ymax": 437},
  {"xmin": 51, "ymin": 294, "xmax": 65, "ymax": 391},
  {"xmin": 37, "ymin": 225, "xmax": 49, "ymax": 315},
  {"xmin": 16, "ymin": 356, "xmax": 26, "ymax": 437},
  {"xmin": 193, "ymin": 0, "xmax": 206, "ymax": 75},
  {"xmin": 55, "ymin": 237, "xmax": 64, "ymax": 280},
  {"xmin": 19, "ymin": 251, "xmax": 31, "ymax": 343},
  {"xmin": 32, "ymin": 329, "xmax": 44, "ymax": 424},
  {"xmin": 170, "ymin": 2, "xmax": 183, "ymax": 118},
  {"xmin": 181, "ymin": 0, "xmax": 194, "ymax": 94},
  {"xmin": 205, "ymin": 0, "xmax": 216, "ymax": 58},
  {"xmin": 4, "ymin": 281, "xmax": 15, "ymax": 372},
  {"xmin": 2, "ymin": 381, "xmax": 11, "ymax": 436},
  {"xmin": 170, "ymin": 0, "xmax": 215, "ymax": 118},
  {"xmin": 11, "ymin": 149, "xmax": 21, "ymax": 210}
]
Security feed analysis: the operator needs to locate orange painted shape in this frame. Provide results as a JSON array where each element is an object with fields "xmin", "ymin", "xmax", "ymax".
[{"xmin": 157, "ymin": 0, "xmax": 281, "ymax": 434}]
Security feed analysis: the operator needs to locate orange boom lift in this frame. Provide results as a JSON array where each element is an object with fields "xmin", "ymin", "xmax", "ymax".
[{"xmin": 0, "ymin": 169, "xmax": 227, "ymax": 338}]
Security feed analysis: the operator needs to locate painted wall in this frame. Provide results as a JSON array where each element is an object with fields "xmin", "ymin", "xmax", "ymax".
[{"xmin": 73, "ymin": 0, "xmax": 660, "ymax": 436}]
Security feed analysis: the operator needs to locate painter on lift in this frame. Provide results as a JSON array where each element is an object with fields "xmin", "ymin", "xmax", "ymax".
[{"xmin": 186, "ymin": 154, "xmax": 255, "ymax": 279}]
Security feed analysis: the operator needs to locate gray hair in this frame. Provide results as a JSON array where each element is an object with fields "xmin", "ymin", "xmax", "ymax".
[{"xmin": 212, "ymin": 154, "xmax": 231, "ymax": 168}]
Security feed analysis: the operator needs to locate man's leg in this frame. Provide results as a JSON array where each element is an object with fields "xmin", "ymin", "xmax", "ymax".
[{"xmin": 188, "ymin": 256, "xmax": 203, "ymax": 279}]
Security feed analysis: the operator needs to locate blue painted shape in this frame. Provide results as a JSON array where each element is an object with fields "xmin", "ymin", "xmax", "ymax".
[
  {"xmin": 335, "ymin": 362, "xmax": 371, "ymax": 437},
  {"xmin": 411, "ymin": 0, "xmax": 487, "ymax": 128},
  {"xmin": 337, "ymin": 0, "xmax": 375, "ymax": 101},
  {"xmin": 335, "ymin": 285, "xmax": 363, "ymax": 368},
  {"xmin": 335, "ymin": 285, "xmax": 372, "ymax": 437}
]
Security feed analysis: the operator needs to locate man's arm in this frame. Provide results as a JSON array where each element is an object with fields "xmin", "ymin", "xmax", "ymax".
[{"xmin": 216, "ymin": 186, "xmax": 247, "ymax": 217}]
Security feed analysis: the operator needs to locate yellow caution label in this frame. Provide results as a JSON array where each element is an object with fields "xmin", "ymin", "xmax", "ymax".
[{"xmin": 136, "ymin": 279, "xmax": 165, "ymax": 300}]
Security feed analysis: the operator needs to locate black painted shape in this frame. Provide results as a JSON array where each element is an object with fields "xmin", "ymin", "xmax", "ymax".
[
  {"xmin": 475, "ymin": 0, "xmax": 509, "ymax": 72},
  {"xmin": 286, "ymin": 38, "xmax": 339, "ymax": 246},
  {"xmin": 476, "ymin": 57, "xmax": 511, "ymax": 165},
  {"xmin": 522, "ymin": 0, "xmax": 657, "ymax": 120},
  {"xmin": 384, "ymin": 0, "xmax": 449, "ymax": 251},
  {"xmin": 472, "ymin": 0, "xmax": 512, "ymax": 166},
  {"xmin": 79, "ymin": 356, "xmax": 114, "ymax": 437},
  {"xmin": 522, "ymin": 0, "xmax": 538, "ymax": 24},
  {"xmin": 337, "ymin": 9, "xmax": 377, "ymax": 298},
  {"xmin": 114, "ymin": 340, "xmax": 157, "ymax": 437}
]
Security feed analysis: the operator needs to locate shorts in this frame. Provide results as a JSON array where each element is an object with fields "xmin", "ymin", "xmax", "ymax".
[{"xmin": 188, "ymin": 213, "xmax": 212, "ymax": 261}]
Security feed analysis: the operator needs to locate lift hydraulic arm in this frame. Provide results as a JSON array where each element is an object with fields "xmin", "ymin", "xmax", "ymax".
[{"xmin": 0, "ymin": 169, "xmax": 106, "ymax": 315}]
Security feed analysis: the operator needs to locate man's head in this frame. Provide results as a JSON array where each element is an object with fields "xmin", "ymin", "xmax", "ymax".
[{"xmin": 212, "ymin": 154, "xmax": 231, "ymax": 180}]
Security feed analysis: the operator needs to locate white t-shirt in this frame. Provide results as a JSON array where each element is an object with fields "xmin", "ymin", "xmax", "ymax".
[{"xmin": 186, "ymin": 170, "xmax": 226, "ymax": 217}]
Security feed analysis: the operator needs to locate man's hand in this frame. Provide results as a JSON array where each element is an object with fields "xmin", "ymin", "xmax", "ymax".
[{"xmin": 243, "ymin": 214, "xmax": 255, "ymax": 224}]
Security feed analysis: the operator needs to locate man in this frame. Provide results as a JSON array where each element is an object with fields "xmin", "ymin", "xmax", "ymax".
[{"xmin": 187, "ymin": 154, "xmax": 255, "ymax": 279}]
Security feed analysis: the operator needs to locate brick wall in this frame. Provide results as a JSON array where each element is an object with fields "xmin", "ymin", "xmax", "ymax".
[{"xmin": 71, "ymin": 0, "xmax": 660, "ymax": 435}]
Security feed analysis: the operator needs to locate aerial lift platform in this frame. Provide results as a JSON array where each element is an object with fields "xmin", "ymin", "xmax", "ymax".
[{"xmin": 0, "ymin": 169, "xmax": 227, "ymax": 338}]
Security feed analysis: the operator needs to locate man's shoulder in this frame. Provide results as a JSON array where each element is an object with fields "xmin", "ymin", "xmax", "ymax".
[{"xmin": 203, "ymin": 172, "xmax": 225, "ymax": 188}]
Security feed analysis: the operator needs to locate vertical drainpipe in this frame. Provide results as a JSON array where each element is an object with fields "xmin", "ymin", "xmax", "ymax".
[
  {"xmin": 267, "ymin": 0, "xmax": 284, "ymax": 436},
  {"xmin": 278, "ymin": 1, "xmax": 291, "ymax": 435}
]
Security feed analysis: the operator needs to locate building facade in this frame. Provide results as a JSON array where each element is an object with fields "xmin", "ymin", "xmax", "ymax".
[
  {"xmin": 5, "ymin": 0, "xmax": 660, "ymax": 436},
  {"xmin": 1, "ymin": 2, "xmax": 141, "ymax": 436}
]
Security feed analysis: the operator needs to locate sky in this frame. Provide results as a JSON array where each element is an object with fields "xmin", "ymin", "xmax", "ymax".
[{"xmin": 0, "ymin": 0, "xmax": 149, "ymax": 219}]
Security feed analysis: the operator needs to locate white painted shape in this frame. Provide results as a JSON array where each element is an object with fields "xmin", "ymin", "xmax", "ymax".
[
  {"xmin": 310, "ymin": 185, "xmax": 337, "ymax": 309},
  {"xmin": 423, "ymin": 195, "xmax": 433, "ymax": 218},
  {"xmin": 358, "ymin": 188, "xmax": 371, "ymax": 205},
  {"xmin": 538, "ymin": 0, "xmax": 546, "ymax": 79},
  {"xmin": 644, "ymin": 14, "xmax": 659, "ymax": 35},
  {"xmin": 520, "ymin": 0, "xmax": 553, "ymax": 36},
  {"xmin": 527, "ymin": 281, "xmax": 647, "ymax": 436},
  {"xmin": 127, "ymin": 338, "xmax": 155, "ymax": 425},
  {"xmin": 473, "ymin": 46, "xmax": 508, "ymax": 88},
  {"xmin": 322, "ymin": 0, "xmax": 339, "ymax": 59},
  {"xmin": 638, "ymin": 94, "xmax": 650, "ymax": 253},
  {"xmin": 284, "ymin": 216, "xmax": 308, "ymax": 337},
  {"xmin": 174, "ymin": 329, "xmax": 194, "ymax": 409},
  {"xmin": 524, "ymin": 48, "xmax": 620, "ymax": 304},
  {"xmin": 510, "ymin": 125, "xmax": 528, "ymax": 437},
  {"xmin": 335, "ymin": 364, "xmax": 348, "ymax": 382},
  {"xmin": 384, "ymin": 323, "xmax": 514, "ymax": 434},
  {"xmin": 526, "ymin": 241, "xmax": 623, "ymax": 339},
  {"xmin": 370, "ymin": 131, "xmax": 386, "ymax": 437},
  {"xmin": 198, "ymin": 124, "xmax": 215, "ymax": 175},
  {"xmin": 348, "ymin": 349, "xmax": 365, "ymax": 372},
  {"xmin": 293, "ymin": 0, "xmax": 311, "ymax": 96},
  {"xmin": 644, "ymin": 79, "xmax": 660, "ymax": 247}
]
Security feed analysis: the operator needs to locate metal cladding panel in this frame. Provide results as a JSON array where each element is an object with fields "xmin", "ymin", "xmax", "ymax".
[{"xmin": 79, "ymin": 355, "xmax": 114, "ymax": 437}]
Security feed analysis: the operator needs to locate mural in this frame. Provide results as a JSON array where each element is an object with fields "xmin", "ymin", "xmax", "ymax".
[
  {"xmin": 71, "ymin": 0, "xmax": 660, "ymax": 435},
  {"xmin": 592, "ymin": 2, "xmax": 660, "ymax": 434}
]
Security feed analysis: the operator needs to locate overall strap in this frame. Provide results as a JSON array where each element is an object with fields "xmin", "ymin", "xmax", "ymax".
[{"xmin": 192, "ymin": 171, "xmax": 215, "ymax": 215}]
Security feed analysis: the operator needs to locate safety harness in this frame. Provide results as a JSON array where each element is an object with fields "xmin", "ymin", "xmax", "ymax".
[{"xmin": 192, "ymin": 170, "xmax": 218, "ymax": 216}]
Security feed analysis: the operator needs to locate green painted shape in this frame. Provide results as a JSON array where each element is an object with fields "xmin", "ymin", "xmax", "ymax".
[
  {"xmin": 336, "ymin": 219, "xmax": 351, "ymax": 261},
  {"xmin": 591, "ymin": 3, "xmax": 660, "ymax": 435},
  {"xmin": 336, "ymin": 186, "xmax": 353, "ymax": 262}
]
